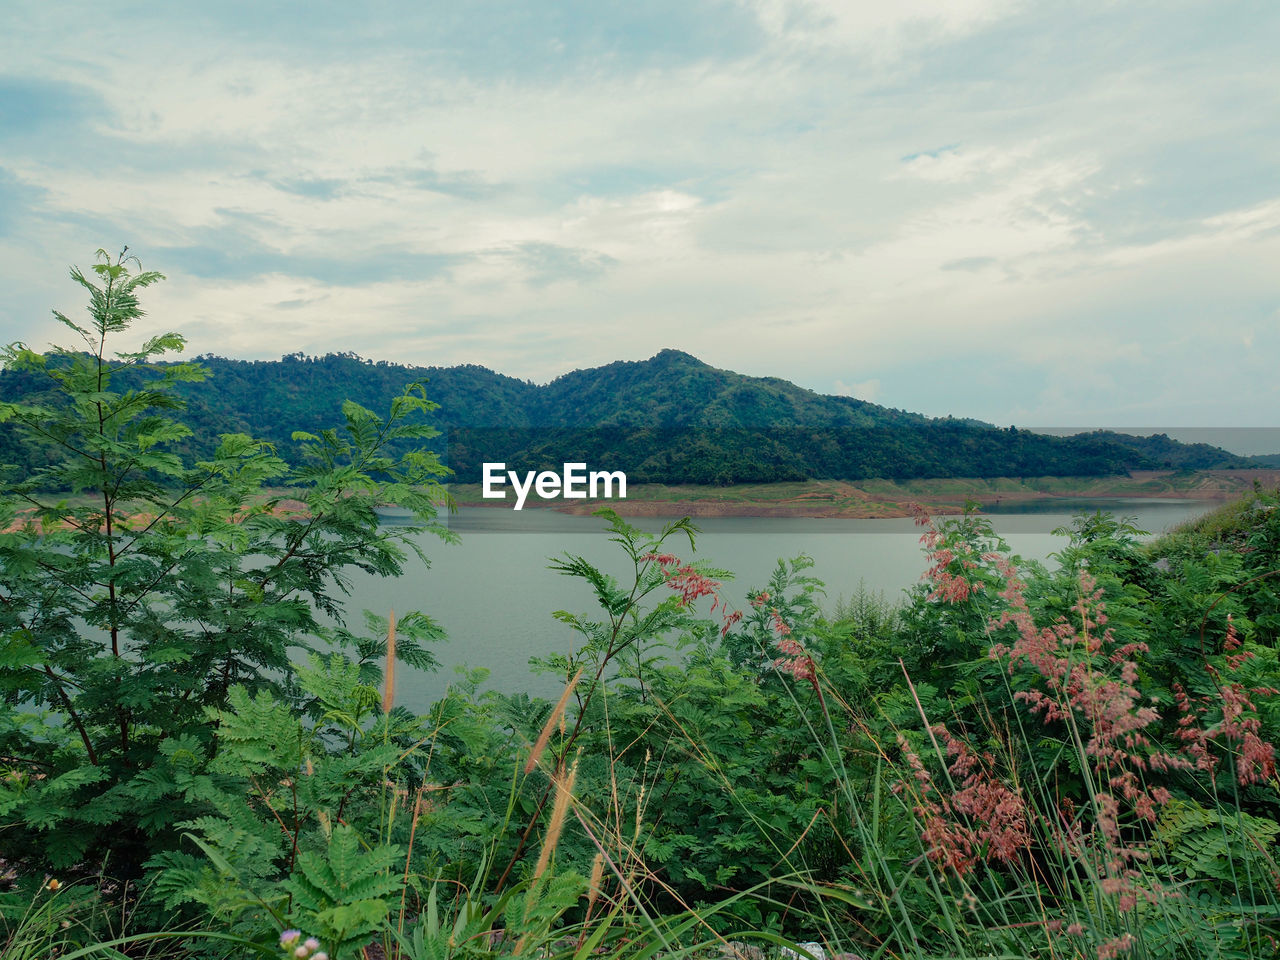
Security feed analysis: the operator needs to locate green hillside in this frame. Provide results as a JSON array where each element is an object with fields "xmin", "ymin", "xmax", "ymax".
[{"xmin": 0, "ymin": 348, "xmax": 1257, "ymax": 485}]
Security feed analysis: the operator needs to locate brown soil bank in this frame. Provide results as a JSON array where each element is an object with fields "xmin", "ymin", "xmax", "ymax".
[{"xmin": 449, "ymin": 470, "xmax": 1280, "ymax": 520}]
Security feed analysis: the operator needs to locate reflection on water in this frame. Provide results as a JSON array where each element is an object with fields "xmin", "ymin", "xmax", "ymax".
[{"xmin": 351, "ymin": 498, "xmax": 1214, "ymax": 710}]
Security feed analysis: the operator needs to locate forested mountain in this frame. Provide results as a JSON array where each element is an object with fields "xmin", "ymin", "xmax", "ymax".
[{"xmin": 0, "ymin": 348, "xmax": 1259, "ymax": 484}]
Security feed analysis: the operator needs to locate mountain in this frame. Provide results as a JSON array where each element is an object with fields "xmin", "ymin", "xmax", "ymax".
[{"xmin": 0, "ymin": 349, "xmax": 1259, "ymax": 485}]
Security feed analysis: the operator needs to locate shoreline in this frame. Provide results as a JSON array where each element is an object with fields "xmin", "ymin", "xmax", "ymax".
[
  {"xmin": 444, "ymin": 469, "xmax": 1280, "ymax": 520},
  {"xmin": 11, "ymin": 470, "xmax": 1276, "ymax": 531}
]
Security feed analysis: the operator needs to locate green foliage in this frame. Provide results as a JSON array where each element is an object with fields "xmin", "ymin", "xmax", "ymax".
[
  {"xmin": 863, "ymin": 496, "xmax": 1280, "ymax": 958},
  {"xmin": 1157, "ymin": 798, "xmax": 1280, "ymax": 888},
  {"xmin": 284, "ymin": 825, "xmax": 404, "ymax": 957},
  {"xmin": 5, "ymin": 249, "xmax": 1280, "ymax": 960},
  {"xmin": 3, "ymin": 344, "xmax": 1255, "ymax": 487},
  {"xmin": 0, "ymin": 249, "xmax": 451, "ymax": 896},
  {"xmin": 149, "ymin": 657, "xmax": 412, "ymax": 947},
  {"xmin": 389, "ymin": 873, "xmax": 522, "ymax": 960}
]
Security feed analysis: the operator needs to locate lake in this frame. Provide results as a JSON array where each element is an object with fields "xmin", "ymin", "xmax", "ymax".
[{"xmin": 348, "ymin": 498, "xmax": 1213, "ymax": 710}]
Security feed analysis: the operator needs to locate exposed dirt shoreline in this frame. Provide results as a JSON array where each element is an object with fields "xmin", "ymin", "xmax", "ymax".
[
  {"xmin": 11, "ymin": 471, "xmax": 1276, "ymax": 532},
  {"xmin": 447, "ymin": 470, "xmax": 1280, "ymax": 520}
]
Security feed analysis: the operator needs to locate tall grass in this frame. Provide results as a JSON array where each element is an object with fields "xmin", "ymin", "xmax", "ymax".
[
  {"xmin": 704, "ymin": 507, "xmax": 1280, "ymax": 960},
  {"xmin": 7, "ymin": 499, "xmax": 1278, "ymax": 960}
]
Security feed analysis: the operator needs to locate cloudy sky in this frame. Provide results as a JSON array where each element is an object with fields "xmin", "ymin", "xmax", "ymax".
[{"xmin": 2, "ymin": 1, "xmax": 1277, "ymax": 429}]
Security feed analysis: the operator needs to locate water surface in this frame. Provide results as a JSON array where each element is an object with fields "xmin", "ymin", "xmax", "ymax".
[{"xmin": 353, "ymin": 498, "xmax": 1212, "ymax": 710}]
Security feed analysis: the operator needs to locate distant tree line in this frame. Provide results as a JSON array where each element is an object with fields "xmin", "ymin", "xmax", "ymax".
[{"xmin": 0, "ymin": 347, "xmax": 1257, "ymax": 487}]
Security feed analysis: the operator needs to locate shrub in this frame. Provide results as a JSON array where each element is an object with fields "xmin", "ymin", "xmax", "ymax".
[{"xmin": 0, "ymin": 249, "xmax": 451, "ymax": 891}]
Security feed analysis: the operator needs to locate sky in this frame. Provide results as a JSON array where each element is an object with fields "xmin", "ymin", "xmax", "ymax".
[{"xmin": 1, "ymin": 0, "xmax": 1277, "ymax": 430}]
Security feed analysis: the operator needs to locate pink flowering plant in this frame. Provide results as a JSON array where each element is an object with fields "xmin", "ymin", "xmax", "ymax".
[
  {"xmin": 278, "ymin": 929, "xmax": 327, "ymax": 960},
  {"xmin": 8, "ymin": 254, "xmax": 1280, "ymax": 960},
  {"xmin": 721, "ymin": 556, "xmax": 825, "ymax": 682},
  {"xmin": 894, "ymin": 503, "xmax": 1032, "ymax": 701},
  {"xmin": 881, "ymin": 503, "xmax": 1280, "ymax": 958}
]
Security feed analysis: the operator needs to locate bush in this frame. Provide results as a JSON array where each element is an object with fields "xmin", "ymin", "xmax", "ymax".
[{"xmin": 0, "ymin": 248, "xmax": 451, "ymax": 892}]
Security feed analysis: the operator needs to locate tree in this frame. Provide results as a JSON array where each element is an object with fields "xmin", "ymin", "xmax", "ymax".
[{"xmin": 0, "ymin": 248, "xmax": 452, "ymax": 876}]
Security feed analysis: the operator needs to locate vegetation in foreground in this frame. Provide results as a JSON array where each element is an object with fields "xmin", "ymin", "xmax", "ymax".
[{"xmin": 4, "ymin": 251, "xmax": 1280, "ymax": 960}]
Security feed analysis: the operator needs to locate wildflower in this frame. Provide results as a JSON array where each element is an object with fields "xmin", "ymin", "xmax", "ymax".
[
  {"xmin": 645, "ymin": 551, "xmax": 724, "ymax": 608},
  {"xmin": 720, "ymin": 608, "xmax": 743, "ymax": 636},
  {"xmin": 770, "ymin": 608, "xmax": 791, "ymax": 636},
  {"xmin": 295, "ymin": 947, "xmax": 308, "ymax": 958},
  {"xmin": 304, "ymin": 939, "xmax": 320, "ymax": 953},
  {"xmin": 982, "ymin": 567, "xmax": 1197, "ymax": 917},
  {"xmin": 773, "ymin": 634, "xmax": 817, "ymax": 682},
  {"xmin": 1222, "ymin": 614, "xmax": 1251, "ymax": 670},
  {"xmin": 769, "ymin": 608, "xmax": 818, "ymax": 685},
  {"xmin": 895, "ymin": 727, "xmax": 1029, "ymax": 875},
  {"xmin": 46, "ymin": 878, "xmax": 61, "ymax": 891},
  {"xmin": 1097, "ymin": 932, "xmax": 1135, "ymax": 960},
  {"xmin": 913, "ymin": 509, "xmax": 988, "ymax": 603},
  {"xmin": 664, "ymin": 563, "xmax": 720, "ymax": 607},
  {"xmin": 313, "ymin": 954, "xmax": 328, "ymax": 960},
  {"xmin": 642, "ymin": 552, "xmax": 679, "ymax": 567},
  {"xmin": 989, "ymin": 571, "xmax": 1193, "ymax": 802},
  {"xmin": 280, "ymin": 931, "xmax": 302, "ymax": 947},
  {"xmin": 1172, "ymin": 622, "xmax": 1278, "ymax": 785}
]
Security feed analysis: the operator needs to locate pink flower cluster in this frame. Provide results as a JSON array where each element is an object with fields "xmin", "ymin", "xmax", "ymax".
[
  {"xmin": 982, "ymin": 566, "xmax": 1185, "ymax": 918},
  {"xmin": 774, "ymin": 633, "xmax": 816, "ymax": 683},
  {"xmin": 1173, "ymin": 616, "xmax": 1278, "ymax": 785},
  {"xmin": 279, "ymin": 930, "xmax": 327, "ymax": 960},
  {"xmin": 989, "ymin": 568, "xmax": 1189, "ymax": 815},
  {"xmin": 644, "ymin": 552, "xmax": 742, "ymax": 636},
  {"xmin": 751, "ymin": 594, "xmax": 818, "ymax": 685},
  {"xmin": 897, "ymin": 540, "xmax": 1280, "ymax": 957},
  {"xmin": 895, "ymin": 727, "xmax": 1029, "ymax": 875},
  {"xmin": 913, "ymin": 505, "xmax": 989, "ymax": 604}
]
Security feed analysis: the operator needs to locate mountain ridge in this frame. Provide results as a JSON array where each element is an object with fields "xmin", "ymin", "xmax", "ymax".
[{"xmin": 0, "ymin": 348, "xmax": 1261, "ymax": 485}]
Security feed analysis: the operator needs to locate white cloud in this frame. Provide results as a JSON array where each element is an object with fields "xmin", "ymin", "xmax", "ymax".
[
  {"xmin": 835, "ymin": 378, "xmax": 880, "ymax": 401},
  {"xmin": 898, "ymin": 144, "xmax": 1038, "ymax": 184},
  {"xmin": 1, "ymin": 0, "xmax": 1277, "ymax": 428},
  {"xmin": 742, "ymin": 0, "xmax": 1020, "ymax": 55}
]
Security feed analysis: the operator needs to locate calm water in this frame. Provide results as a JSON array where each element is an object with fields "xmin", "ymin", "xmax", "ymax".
[{"xmin": 347, "ymin": 499, "xmax": 1212, "ymax": 711}]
